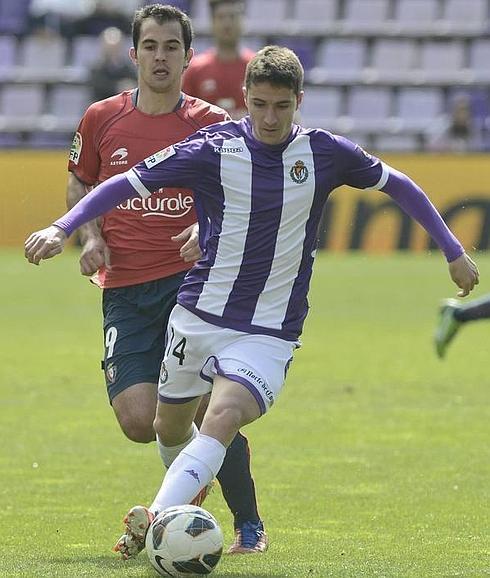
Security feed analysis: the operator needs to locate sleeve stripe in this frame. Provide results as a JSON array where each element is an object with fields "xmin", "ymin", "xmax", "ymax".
[
  {"xmin": 365, "ymin": 162, "xmax": 390, "ymax": 190},
  {"xmin": 126, "ymin": 169, "xmax": 152, "ymax": 198}
]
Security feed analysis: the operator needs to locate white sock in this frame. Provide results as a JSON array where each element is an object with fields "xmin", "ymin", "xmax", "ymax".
[
  {"xmin": 157, "ymin": 423, "xmax": 199, "ymax": 468},
  {"xmin": 150, "ymin": 434, "xmax": 226, "ymax": 515}
]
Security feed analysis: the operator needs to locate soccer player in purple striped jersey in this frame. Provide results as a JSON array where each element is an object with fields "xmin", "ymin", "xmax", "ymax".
[{"xmin": 26, "ymin": 46, "xmax": 479, "ymax": 552}]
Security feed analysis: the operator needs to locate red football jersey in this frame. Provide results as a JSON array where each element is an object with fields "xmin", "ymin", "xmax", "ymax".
[
  {"xmin": 68, "ymin": 91, "xmax": 229, "ymax": 288},
  {"xmin": 183, "ymin": 48, "xmax": 255, "ymax": 119}
]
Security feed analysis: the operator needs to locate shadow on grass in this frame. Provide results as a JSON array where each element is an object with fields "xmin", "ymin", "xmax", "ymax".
[{"xmin": 42, "ymin": 555, "xmax": 293, "ymax": 577}]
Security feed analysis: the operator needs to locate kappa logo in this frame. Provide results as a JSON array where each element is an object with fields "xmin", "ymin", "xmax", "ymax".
[
  {"xmin": 213, "ymin": 146, "xmax": 244, "ymax": 154},
  {"xmin": 110, "ymin": 147, "xmax": 128, "ymax": 165},
  {"xmin": 185, "ymin": 469, "xmax": 200, "ymax": 483},
  {"xmin": 290, "ymin": 159, "xmax": 309, "ymax": 184}
]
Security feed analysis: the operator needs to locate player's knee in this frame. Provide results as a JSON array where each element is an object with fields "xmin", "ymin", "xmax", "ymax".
[
  {"xmin": 118, "ymin": 415, "xmax": 155, "ymax": 443},
  {"xmin": 206, "ymin": 403, "xmax": 243, "ymax": 434}
]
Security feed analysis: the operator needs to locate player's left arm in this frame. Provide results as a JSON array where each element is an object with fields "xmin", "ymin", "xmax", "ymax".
[
  {"xmin": 331, "ymin": 134, "xmax": 480, "ymax": 297},
  {"xmin": 380, "ymin": 165, "xmax": 479, "ymax": 297}
]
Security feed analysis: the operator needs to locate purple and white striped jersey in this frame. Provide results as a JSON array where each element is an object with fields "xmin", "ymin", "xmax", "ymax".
[{"xmin": 125, "ymin": 117, "xmax": 387, "ymax": 341}]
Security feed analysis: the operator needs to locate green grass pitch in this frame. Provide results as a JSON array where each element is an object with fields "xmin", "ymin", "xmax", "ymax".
[{"xmin": 1, "ymin": 248, "xmax": 489, "ymax": 577}]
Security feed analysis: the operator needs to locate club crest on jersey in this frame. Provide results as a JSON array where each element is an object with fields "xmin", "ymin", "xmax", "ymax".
[
  {"xmin": 290, "ymin": 160, "xmax": 308, "ymax": 184},
  {"xmin": 144, "ymin": 146, "xmax": 176, "ymax": 169},
  {"xmin": 105, "ymin": 362, "xmax": 117, "ymax": 385},
  {"xmin": 159, "ymin": 361, "xmax": 168, "ymax": 385},
  {"xmin": 69, "ymin": 132, "xmax": 82, "ymax": 164}
]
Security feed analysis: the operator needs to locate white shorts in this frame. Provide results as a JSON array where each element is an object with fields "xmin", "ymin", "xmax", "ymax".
[{"xmin": 158, "ymin": 305, "xmax": 298, "ymax": 415}]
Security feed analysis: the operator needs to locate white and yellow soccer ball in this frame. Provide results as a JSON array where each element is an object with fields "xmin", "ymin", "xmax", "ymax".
[{"xmin": 145, "ymin": 505, "xmax": 223, "ymax": 577}]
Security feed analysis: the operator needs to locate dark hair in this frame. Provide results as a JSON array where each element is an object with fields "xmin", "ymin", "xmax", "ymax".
[
  {"xmin": 132, "ymin": 4, "xmax": 193, "ymax": 53},
  {"xmin": 245, "ymin": 45, "xmax": 304, "ymax": 96},
  {"xmin": 208, "ymin": 0, "xmax": 245, "ymax": 16}
]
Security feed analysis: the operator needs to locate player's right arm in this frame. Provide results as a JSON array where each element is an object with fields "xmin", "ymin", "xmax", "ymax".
[
  {"xmin": 25, "ymin": 135, "xmax": 203, "ymax": 265},
  {"xmin": 66, "ymin": 172, "xmax": 109, "ymax": 276}
]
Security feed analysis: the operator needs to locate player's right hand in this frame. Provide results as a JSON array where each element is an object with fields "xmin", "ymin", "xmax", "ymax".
[
  {"xmin": 79, "ymin": 235, "xmax": 110, "ymax": 276},
  {"xmin": 24, "ymin": 225, "xmax": 67, "ymax": 265}
]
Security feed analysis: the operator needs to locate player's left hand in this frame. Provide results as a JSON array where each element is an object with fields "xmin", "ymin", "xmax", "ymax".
[
  {"xmin": 24, "ymin": 225, "xmax": 67, "ymax": 265},
  {"xmin": 172, "ymin": 223, "xmax": 201, "ymax": 263},
  {"xmin": 449, "ymin": 252, "xmax": 479, "ymax": 297}
]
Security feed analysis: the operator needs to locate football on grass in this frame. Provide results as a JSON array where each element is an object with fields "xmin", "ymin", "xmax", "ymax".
[{"xmin": 145, "ymin": 504, "xmax": 223, "ymax": 576}]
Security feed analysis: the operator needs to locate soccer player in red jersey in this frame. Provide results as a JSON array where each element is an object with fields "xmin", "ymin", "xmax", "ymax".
[
  {"xmin": 66, "ymin": 4, "xmax": 267, "ymax": 555},
  {"xmin": 182, "ymin": 0, "xmax": 254, "ymax": 119}
]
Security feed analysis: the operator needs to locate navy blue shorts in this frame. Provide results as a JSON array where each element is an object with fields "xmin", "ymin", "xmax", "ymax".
[{"xmin": 101, "ymin": 272, "xmax": 187, "ymax": 402}]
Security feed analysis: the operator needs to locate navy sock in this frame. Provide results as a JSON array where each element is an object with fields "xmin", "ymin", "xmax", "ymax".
[
  {"xmin": 456, "ymin": 295, "xmax": 490, "ymax": 322},
  {"xmin": 217, "ymin": 431, "xmax": 260, "ymax": 528}
]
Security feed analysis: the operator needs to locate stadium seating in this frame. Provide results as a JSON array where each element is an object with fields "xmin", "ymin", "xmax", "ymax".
[
  {"xmin": 286, "ymin": 0, "xmax": 338, "ymax": 35},
  {"xmin": 0, "ymin": 84, "xmax": 45, "ymax": 130},
  {"xmin": 299, "ymin": 86, "xmax": 343, "ymax": 130},
  {"xmin": 340, "ymin": 0, "xmax": 391, "ymax": 34},
  {"xmin": 1, "ymin": 0, "xmax": 490, "ymax": 150},
  {"xmin": 309, "ymin": 38, "xmax": 365, "ymax": 84},
  {"xmin": 244, "ymin": 0, "xmax": 289, "ymax": 34},
  {"xmin": 0, "ymin": 35, "xmax": 17, "ymax": 81},
  {"xmin": 392, "ymin": 0, "xmax": 440, "ymax": 35},
  {"xmin": 368, "ymin": 39, "xmax": 417, "ymax": 84}
]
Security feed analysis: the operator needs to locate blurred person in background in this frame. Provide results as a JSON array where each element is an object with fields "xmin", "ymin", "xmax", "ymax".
[
  {"xmin": 183, "ymin": 0, "xmax": 254, "ymax": 119},
  {"xmin": 72, "ymin": 0, "xmax": 137, "ymax": 35},
  {"xmin": 429, "ymin": 94, "xmax": 481, "ymax": 153},
  {"xmin": 90, "ymin": 26, "xmax": 137, "ymax": 101},
  {"xmin": 435, "ymin": 294, "xmax": 490, "ymax": 358},
  {"xmin": 28, "ymin": 0, "xmax": 93, "ymax": 36},
  {"xmin": 49, "ymin": 3, "xmax": 268, "ymax": 556}
]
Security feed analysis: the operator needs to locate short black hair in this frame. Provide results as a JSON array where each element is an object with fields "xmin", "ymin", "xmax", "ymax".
[
  {"xmin": 132, "ymin": 4, "xmax": 193, "ymax": 53},
  {"xmin": 245, "ymin": 45, "xmax": 304, "ymax": 96}
]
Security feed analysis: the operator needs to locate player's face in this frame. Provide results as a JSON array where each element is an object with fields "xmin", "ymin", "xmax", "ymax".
[
  {"xmin": 245, "ymin": 82, "xmax": 303, "ymax": 146},
  {"xmin": 130, "ymin": 18, "xmax": 192, "ymax": 94},
  {"xmin": 212, "ymin": 3, "xmax": 243, "ymax": 48}
]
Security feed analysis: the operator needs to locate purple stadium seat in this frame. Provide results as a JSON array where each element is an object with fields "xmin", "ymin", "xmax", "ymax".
[
  {"xmin": 374, "ymin": 134, "xmax": 418, "ymax": 152},
  {"xmin": 299, "ymin": 86, "xmax": 342, "ymax": 130},
  {"xmin": 368, "ymin": 39, "xmax": 417, "ymax": 83},
  {"xmin": 340, "ymin": 0, "xmax": 390, "ymax": 34},
  {"xmin": 0, "ymin": 84, "xmax": 45, "ymax": 130},
  {"xmin": 46, "ymin": 85, "xmax": 92, "ymax": 131},
  {"xmin": 309, "ymin": 38, "xmax": 365, "ymax": 84},
  {"xmin": 392, "ymin": 0, "xmax": 439, "ymax": 35},
  {"xmin": 439, "ymin": 0, "xmax": 487, "ymax": 35},
  {"xmin": 395, "ymin": 88, "xmax": 444, "ymax": 132},
  {"xmin": 469, "ymin": 40, "xmax": 490, "ymax": 83},
  {"xmin": 346, "ymin": 87, "xmax": 393, "ymax": 132},
  {"xmin": 286, "ymin": 0, "xmax": 338, "ymax": 34},
  {"xmin": 0, "ymin": 0, "xmax": 30, "ymax": 34},
  {"xmin": 245, "ymin": 0, "xmax": 288, "ymax": 34},
  {"xmin": 418, "ymin": 40, "xmax": 466, "ymax": 84},
  {"xmin": 0, "ymin": 35, "xmax": 18, "ymax": 81}
]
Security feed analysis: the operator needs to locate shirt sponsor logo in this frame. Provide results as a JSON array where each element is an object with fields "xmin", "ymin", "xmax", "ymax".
[
  {"xmin": 290, "ymin": 159, "xmax": 308, "ymax": 184},
  {"xmin": 69, "ymin": 131, "xmax": 82, "ymax": 164},
  {"xmin": 110, "ymin": 147, "xmax": 128, "ymax": 165},
  {"xmin": 213, "ymin": 146, "xmax": 244, "ymax": 154},
  {"xmin": 237, "ymin": 367, "xmax": 274, "ymax": 403},
  {"xmin": 117, "ymin": 190, "xmax": 194, "ymax": 218},
  {"xmin": 144, "ymin": 146, "xmax": 176, "ymax": 168}
]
